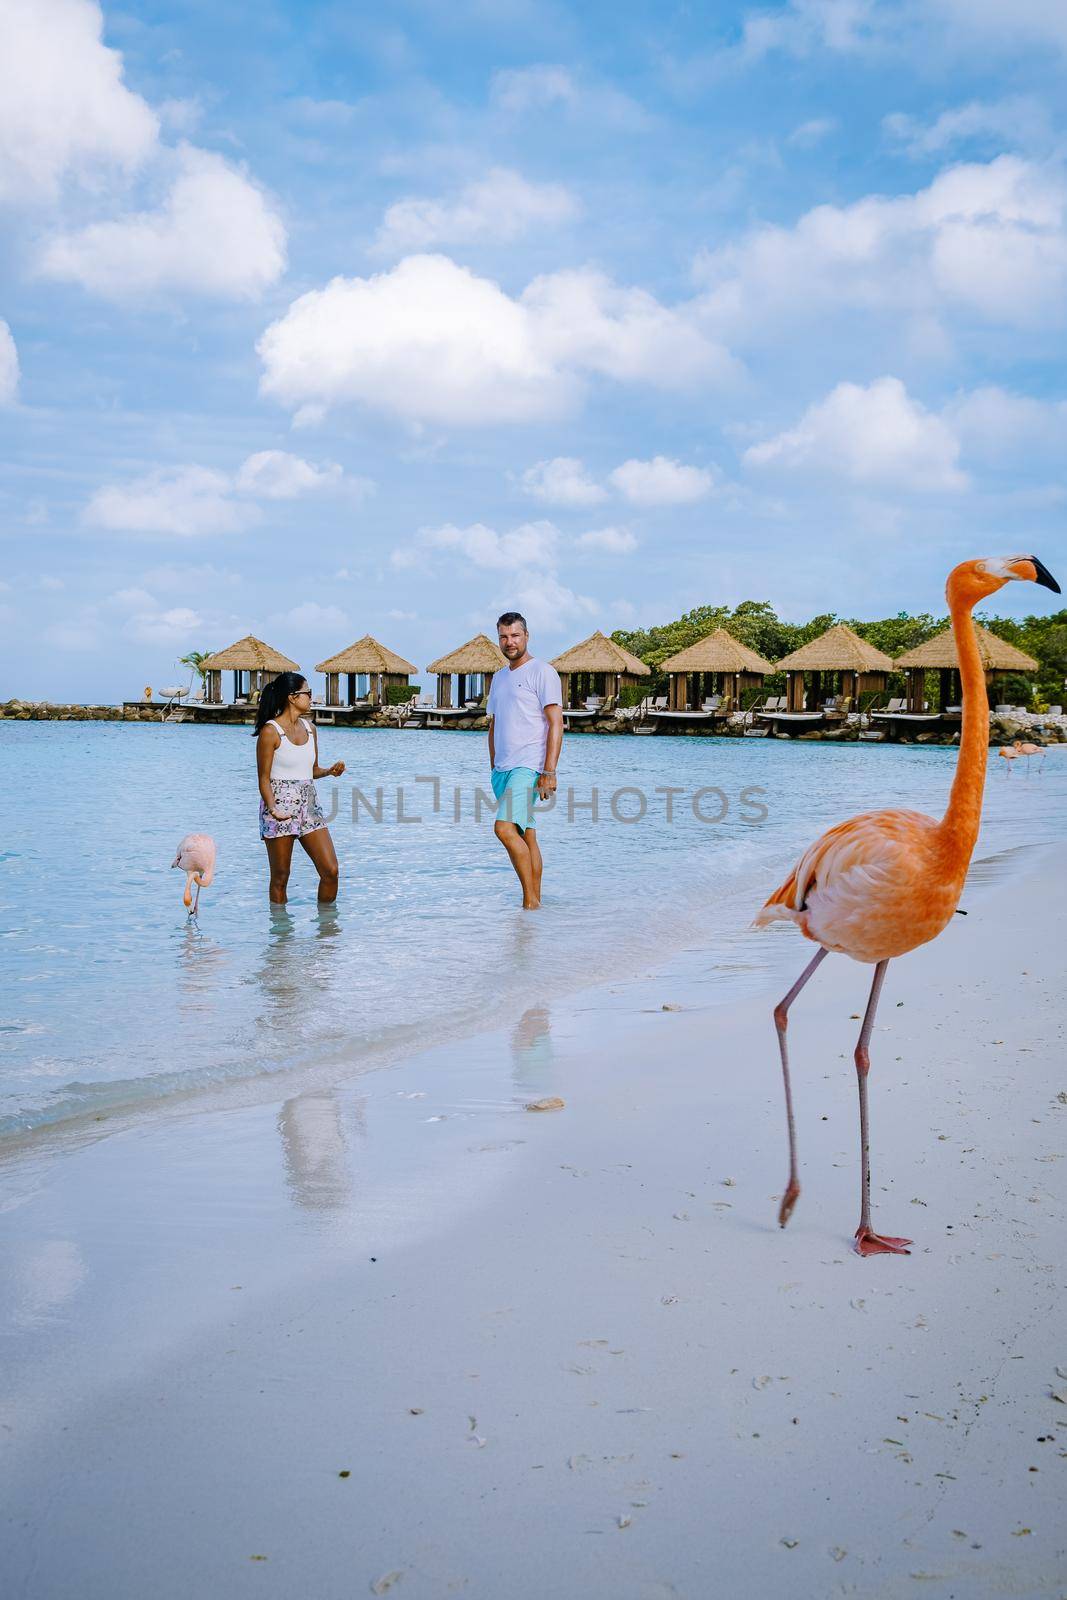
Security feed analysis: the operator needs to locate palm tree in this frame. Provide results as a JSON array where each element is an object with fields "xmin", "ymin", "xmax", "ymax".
[{"xmin": 178, "ymin": 650, "xmax": 213, "ymax": 692}]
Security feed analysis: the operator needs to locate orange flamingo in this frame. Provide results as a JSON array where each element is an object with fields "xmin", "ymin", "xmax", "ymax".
[
  {"xmin": 755, "ymin": 556, "xmax": 1060, "ymax": 1256},
  {"xmin": 997, "ymin": 743, "xmax": 1019, "ymax": 773},
  {"xmin": 172, "ymin": 833, "xmax": 216, "ymax": 917}
]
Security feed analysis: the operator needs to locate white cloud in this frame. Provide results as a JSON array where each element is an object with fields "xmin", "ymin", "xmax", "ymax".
[
  {"xmin": 0, "ymin": 321, "xmax": 18, "ymax": 403},
  {"xmin": 494, "ymin": 570, "xmax": 599, "ymax": 634},
  {"xmin": 0, "ymin": 0, "xmax": 159, "ymax": 204},
  {"xmin": 576, "ymin": 527, "xmax": 638, "ymax": 554},
  {"xmin": 930, "ymin": 0, "xmax": 1067, "ymax": 51},
  {"xmin": 139, "ymin": 562, "xmax": 240, "ymax": 594},
  {"xmin": 124, "ymin": 605, "xmax": 203, "ymax": 646},
  {"xmin": 391, "ymin": 517, "xmax": 604, "ymax": 634},
  {"xmin": 387, "ymin": 607, "xmax": 416, "ymax": 621},
  {"xmin": 108, "ymin": 586, "xmax": 158, "ymax": 611},
  {"xmin": 946, "ymin": 385, "xmax": 1067, "ymax": 465},
  {"xmin": 697, "ymin": 156, "xmax": 1067, "ymax": 339},
  {"xmin": 274, "ymin": 601, "xmax": 349, "ymax": 632},
  {"xmin": 235, "ymin": 450, "xmax": 344, "ymax": 499},
  {"xmin": 744, "ymin": 376, "xmax": 967, "ymax": 491},
  {"xmin": 719, "ymin": 0, "xmax": 883, "ymax": 68},
  {"xmin": 883, "ymin": 98, "xmax": 1053, "ymax": 159},
  {"xmin": 609, "ymin": 456, "xmax": 716, "ymax": 506},
  {"xmin": 374, "ymin": 167, "xmax": 579, "ymax": 254},
  {"xmin": 520, "ymin": 457, "xmax": 607, "ymax": 507},
  {"xmin": 490, "ymin": 65, "xmax": 577, "ymax": 114},
  {"xmin": 41, "ymin": 145, "xmax": 286, "ymax": 301},
  {"xmin": 787, "ymin": 116, "xmax": 838, "ymax": 148},
  {"xmin": 86, "ymin": 466, "xmax": 257, "ymax": 537},
  {"xmin": 525, "ymin": 267, "xmax": 733, "ymax": 388},
  {"xmin": 405, "ymin": 519, "xmax": 561, "ymax": 572},
  {"xmin": 84, "ymin": 449, "xmax": 352, "ymax": 538},
  {"xmin": 257, "ymin": 255, "xmax": 733, "ymax": 428}
]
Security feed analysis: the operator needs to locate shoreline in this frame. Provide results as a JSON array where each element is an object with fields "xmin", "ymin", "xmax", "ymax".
[
  {"xmin": 4, "ymin": 701, "xmax": 1066, "ymax": 745},
  {"xmin": 2, "ymin": 847, "xmax": 1065, "ymax": 1598}
]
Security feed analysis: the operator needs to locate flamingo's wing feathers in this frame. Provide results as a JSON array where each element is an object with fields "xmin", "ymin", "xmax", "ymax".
[{"xmin": 756, "ymin": 810, "xmax": 937, "ymax": 929}]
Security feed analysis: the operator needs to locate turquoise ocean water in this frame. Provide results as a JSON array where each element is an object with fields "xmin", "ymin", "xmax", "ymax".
[{"xmin": 1, "ymin": 723, "xmax": 1063, "ymax": 1136}]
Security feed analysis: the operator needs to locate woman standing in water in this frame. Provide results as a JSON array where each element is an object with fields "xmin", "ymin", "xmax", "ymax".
[{"xmin": 255, "ymin": 672, "xmax": 345, "ymax": 904}]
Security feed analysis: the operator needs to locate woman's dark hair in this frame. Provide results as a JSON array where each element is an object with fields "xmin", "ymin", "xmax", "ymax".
[{"xmin": 254, "ymin": 671, "xmax": 308, "ymax": 734}]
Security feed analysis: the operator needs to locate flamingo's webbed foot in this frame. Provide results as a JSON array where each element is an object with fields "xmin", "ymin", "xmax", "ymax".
[{"xmin": 854, "ymin": 1227, "xmax": 912, "ymax": 1257}]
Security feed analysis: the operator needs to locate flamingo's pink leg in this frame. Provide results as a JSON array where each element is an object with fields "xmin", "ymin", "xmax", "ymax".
[
  {"xmin": 853, "ymin": 959, "xmax": 911, "ymax": 1256},
  {"xmin": 773, "ymin": 946, "xmax": 828, "ymax": 1227}
]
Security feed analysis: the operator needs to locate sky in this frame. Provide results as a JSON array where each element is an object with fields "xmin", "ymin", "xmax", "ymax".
[{"xmin": 2, "ymin": 0, "xmax": 1066, "ymax": 701}]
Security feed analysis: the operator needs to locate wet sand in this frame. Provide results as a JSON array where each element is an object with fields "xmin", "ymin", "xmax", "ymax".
[{"xmin": 1, "ymin": 851, "xmax": 1065, "ymax": 1599}]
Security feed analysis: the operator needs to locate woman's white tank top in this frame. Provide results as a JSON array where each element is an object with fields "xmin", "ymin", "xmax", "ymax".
[{"xmin": 269, "ymin": 718, "xmax": 315, "ymax": 780}]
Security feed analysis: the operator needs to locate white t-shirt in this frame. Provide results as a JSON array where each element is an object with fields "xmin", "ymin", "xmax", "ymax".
[{"xmin": 487, "ymin": 657, "xmax": 562, "ymax": 772}]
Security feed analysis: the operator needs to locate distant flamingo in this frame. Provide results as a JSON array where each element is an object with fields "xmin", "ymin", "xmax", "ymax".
[
  {"xmin": 172, "ymin": 833, "xmax": 217, "ymax": 916},
  {"xmin": 998, "ymin": 744, "xmax": 1019, "ymax": 773},
  {"xmin": 755, "ymin": 557, "xmax": 1060, "ymax": 1256},
  {"xmin": 1014, "ymin": 737, "xmax": 1043, "ymax": 774}
]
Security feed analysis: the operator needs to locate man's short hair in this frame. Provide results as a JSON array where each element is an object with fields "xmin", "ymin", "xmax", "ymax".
[{"xmin": 497, "ymin": 611, "xmax": 528, "ymax": 631}]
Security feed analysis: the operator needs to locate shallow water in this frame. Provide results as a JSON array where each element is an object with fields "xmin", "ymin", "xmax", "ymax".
[{"xmin": 1, "ymin": 722, "xmax": 1063, "ymax": 1134}]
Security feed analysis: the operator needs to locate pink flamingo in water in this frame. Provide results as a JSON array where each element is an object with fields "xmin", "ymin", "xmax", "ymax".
[
  {"xmin": 172, "ymin": 833, "xmax": 216, "ymax": 916},
  {"xmin": 755, "ymin": 555, "xmax": 1059, "ymax": 1256}
]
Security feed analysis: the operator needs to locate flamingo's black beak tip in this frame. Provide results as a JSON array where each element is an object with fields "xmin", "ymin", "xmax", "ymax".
[{"xmin": 1029, "ymin": 556, "xmax": 1061, "ymax": 593}]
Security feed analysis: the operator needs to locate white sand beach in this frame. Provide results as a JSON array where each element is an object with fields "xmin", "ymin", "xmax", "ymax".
[{"xmin": 1, "ymin": 847, "xmax": 1065, "ymax": 1600}]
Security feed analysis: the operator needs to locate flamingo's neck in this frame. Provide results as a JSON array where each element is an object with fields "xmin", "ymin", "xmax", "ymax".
[{"xmin": 937, "ymin": 594, "xmax": 988, "ymax": 877}]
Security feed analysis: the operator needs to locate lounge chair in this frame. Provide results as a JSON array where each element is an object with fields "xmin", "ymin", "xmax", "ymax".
[
  {"xmin": 652, "ymin": 696, "xmax": 668, "ymax": 711},
  {"xmin": 701, "ymin": 695, "xmax": 722, "ymax": 712}
]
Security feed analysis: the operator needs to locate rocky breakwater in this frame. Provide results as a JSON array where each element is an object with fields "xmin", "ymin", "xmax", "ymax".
[{"xmin": 1, "ymin": 699, "xmax": 123, "ymax": 721}]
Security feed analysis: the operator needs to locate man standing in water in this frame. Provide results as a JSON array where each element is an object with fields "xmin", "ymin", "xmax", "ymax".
[{"xmin": 487, "ymin": 612, "xmax": 563, "ymax": 910}]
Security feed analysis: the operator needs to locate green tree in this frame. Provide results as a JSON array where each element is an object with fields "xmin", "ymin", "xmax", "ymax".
[{"xmin": 179, "ymin": 649, "xmax": 213, "ymax": 683}]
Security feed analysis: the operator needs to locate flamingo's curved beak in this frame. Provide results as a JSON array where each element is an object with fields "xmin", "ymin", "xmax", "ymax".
[{"xmin": 1028, "ymin": 556, "xmax": 1060, "ymax": 593}]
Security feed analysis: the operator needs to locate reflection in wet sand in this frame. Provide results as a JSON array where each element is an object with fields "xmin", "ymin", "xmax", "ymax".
[
  {"xmin": 510, "ymin": 1005, "xmax": 553, "ymax": 1089},
  {"xmin": 278, "ymin": 1089, "xmax": 364, "ymax": 1212}
]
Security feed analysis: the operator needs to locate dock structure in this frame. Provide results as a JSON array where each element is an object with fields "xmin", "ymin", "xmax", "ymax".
[
  {"xmin": 550, "ymin": 631, "xmax": 650, "ymax": 723},
  {"xmin": 198, "ymin": 635, "xmax": 300, "ymax": 707},
  {"xmin": 657, "ymin": 628, "xmax": 775, "ymax": 722},
  {"xmin": 893, "ymin": 623, "xmax": 1040, "ymax": 725},
  {"xmin": 425, "ymin": 634, "xmax": 506, "ymax": 713},
  {"xmin": 768, "ymin": 624, "xmax": 894, "ymax": 731},
  {"xmin": 315, "ymin": 636, "xmax": 418, "ymax": 711}
]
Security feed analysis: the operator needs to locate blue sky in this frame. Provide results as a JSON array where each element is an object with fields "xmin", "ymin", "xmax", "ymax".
[{"xmin": 2, "ymin": 0, "xmax": 1066, "ymax": 700}]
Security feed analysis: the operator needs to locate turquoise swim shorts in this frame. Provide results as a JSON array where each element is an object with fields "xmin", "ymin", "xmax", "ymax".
[{"xmin": 491, "ymin": 766, "xmax": 541, "ymax": 833}]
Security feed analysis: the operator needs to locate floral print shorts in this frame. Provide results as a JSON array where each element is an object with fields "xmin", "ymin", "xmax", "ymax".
[{"xmin": 259, "ymin": 779, "xmax": 327, "ymax": 840}]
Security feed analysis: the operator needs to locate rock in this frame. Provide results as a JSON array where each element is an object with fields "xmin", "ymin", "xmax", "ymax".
[{"xmin": 525, "ymin": 1097, "xmax": 565, "ymax": 1112}]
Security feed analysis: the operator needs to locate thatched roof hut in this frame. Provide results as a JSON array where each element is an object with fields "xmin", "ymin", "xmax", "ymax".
[
  {"xmin": 894, "ymin": 623, "xmax": 1038, "ymax": 673},
  {"xmin": 895, "ymin": 623, "xmax": 1039, "ymax": 711},
  {"xmin": 426, "ymin": 634, "xmax": 506, "ymax": 709},
  {"xmin": 200, "ymin": 635, "xmax": 299, "ymax": 704},
  {"xmin": 550, "ymin": 631, "xmax": 650, "ymax": 709},
  {"xmin": 315, "ymin": 635, "xmax": 418, "ymax": 707},
  {"xmin": 774, "ymin": 624, "xmax": 894, "ymax": 713},
  {"xmin": 661, "ymin": 628, "xmax": 775, "ymax": 712}
]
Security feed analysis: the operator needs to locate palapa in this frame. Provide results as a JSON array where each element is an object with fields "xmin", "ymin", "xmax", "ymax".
[
  {"xmin": 774, "ymin": 623, "xmax": 894, "ymax": 673},
  {"xmin": 201, "ymin": 635, "xmax": 299, "ymax": 673},
  {"xmin": 895, "ymin": 622, "xmax": 1038, "ymax": 673},
  {"xmin": 315, "ymin": 635, "xmax": 418, "ymax": 676},
  {"xmin": 661, "ymin": 628, "xmax": 775, "ymax": 676},
  {"xmin": 426, "ymin": 634, "xmax": 507, "ymax": 674},
  {"xmin": 550, "ymin": 631, "xmax": 651, "ymax": 676}
]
